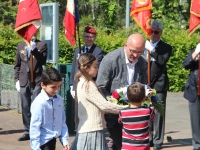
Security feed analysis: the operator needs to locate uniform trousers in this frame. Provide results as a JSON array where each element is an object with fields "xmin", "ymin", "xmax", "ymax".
[
  {"xmin": 107, "ymin": 122, "xmax": 122, "ymax": 150},
  {"xmin": 20, "ymin": 81, "xmax": 41, "ymax": 135},
  {"xmin": 188, "ymin": 98, "xmax": 200, "ymax": 150},
  {"xmin": 149, "ymin": 91, "xmax": 167, "ymax": 147}
]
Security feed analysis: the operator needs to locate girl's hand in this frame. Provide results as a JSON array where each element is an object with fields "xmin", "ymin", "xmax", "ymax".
[{"xmin": 63, "ymin": 145, "xmax": 70, "ymax": 150}]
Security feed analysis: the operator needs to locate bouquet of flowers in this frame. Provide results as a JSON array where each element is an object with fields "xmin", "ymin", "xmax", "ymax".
[
  {"xmin": 142, "ymin": 85, "xmax": 164, "ymax": 116},
  {"xmin": 107, "ymin": 84, "xmax": 164, "ymax": 116},
  {"xmin": 106, "ymin": 85, "xmax": 129, "ymax": 105}
]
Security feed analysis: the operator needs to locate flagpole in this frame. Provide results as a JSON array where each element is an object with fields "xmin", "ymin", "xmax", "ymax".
[
  {"xmin": 30, "ymin": 53, "xmax": 34, "ymax": 90},
  {"xmin": 77, "ymin": 23, "xmax": 81, "ymax": 54},
  {"xmin": 126, "ymin": 0, "xmax": 130, "ymax": 29},
  {"xmin": 198, "ymin": 37, "xmax": 200, "ymax": 100},
  {"xmin": 147, "ymin": 36, "xmax": 151, "ymax": 85},
  {"xmin": 198, "ymin": 55, "xmax": 200, "ymax": 100},
  {"xmin": 148, "ymin": 49, "xmax": 151, "ymax": 85}
]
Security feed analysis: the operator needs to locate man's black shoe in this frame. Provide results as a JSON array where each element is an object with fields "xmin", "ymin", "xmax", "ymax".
[
  {"xmin": 153, "ymin": 146, "xmax": 162, "ymax": 150},
  {"xmin": 150, "ymin": 141, "xmax": 154, "ymax": 147},
  {"xmin": 18, "ymin": 134, "xmax": 30, "ymax": 141}
]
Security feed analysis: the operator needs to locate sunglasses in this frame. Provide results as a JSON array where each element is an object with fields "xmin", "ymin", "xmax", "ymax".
[{"xmin": 151, "ymin": 30, "xmax": 160, "ymax": 35}]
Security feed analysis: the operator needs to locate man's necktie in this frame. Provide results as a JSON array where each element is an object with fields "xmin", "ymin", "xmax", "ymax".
[
  {"xmin": 86, "ymin": 47, "xmax": 89, "ymax": 53},
  {"xmin": 27, "ymin": 47, "xmax": 31, "ymax": 58}
]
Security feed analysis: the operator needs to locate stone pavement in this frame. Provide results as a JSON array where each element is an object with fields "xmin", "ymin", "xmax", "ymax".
[{"xmin": 0, "ymin": 92, "xmax": 194, "ymax": 150}]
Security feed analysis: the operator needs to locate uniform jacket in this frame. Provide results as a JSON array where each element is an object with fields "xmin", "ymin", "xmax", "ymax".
[
  {"xmin": 14, "ymin": 40, "xmax": 47, "ymax": 87},
  {"xmin": 150, "ymin": 40, "xmax": 172, "ymax": 91},
  {"xmin": 183, "ymin": 50, "xmax": 198, "ymax": 103},
  {"xmin": 96, "ymin": 47, "xmax": 147, "ymax": 127},
  {"xmin": 69, "ymin": 44, "xmax": 103, "ymax": 90}
]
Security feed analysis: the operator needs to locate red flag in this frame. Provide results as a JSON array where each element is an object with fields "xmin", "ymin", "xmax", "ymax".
[
  {"xmin": 130, "ymin": 0, "xmax": 152, "ymax": 38},
  {"xmin": 63, "ymin": 0, "xmax": 79, "ymax": 46},
  {"xmin": 188, "ymin": 0, "xmax": 200, "ymax": 36},
  {"xmin": 14, "ymin": 0, "xmax": 42, "ymax": 44}
]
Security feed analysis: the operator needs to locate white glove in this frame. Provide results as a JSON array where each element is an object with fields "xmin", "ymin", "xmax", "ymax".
[
  {"xmin": 145, "ymin": 40, "xmax": 154, "ymax": 52},
  {"xmin": 195, "ymin": 43, "xmax": 200, "ymax": 54},
  {"xmin": 16, "ymin": 80, "xmax": 20, "ymax": 92},
  {"xmin": 70, "ymin": 86, "xmax": 75, "ymax": 98},
  {"xmin": 30, "ymin": 41, "xmax": 36, "ymax": 50}
]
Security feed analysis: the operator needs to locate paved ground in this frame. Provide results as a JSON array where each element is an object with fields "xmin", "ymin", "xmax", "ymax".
[{"xmin": 0, "ymin": 92, "xmax": 194, "ymax": 150}]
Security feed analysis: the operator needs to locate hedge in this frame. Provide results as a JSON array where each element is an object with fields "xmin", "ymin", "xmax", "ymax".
[{"xmin": 0, "ymin": 25, "xmax": 198, "ymax": 92}]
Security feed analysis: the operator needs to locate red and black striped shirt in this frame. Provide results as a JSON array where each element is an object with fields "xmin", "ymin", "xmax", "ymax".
[{"xmin": 119, "ymin": 106, "xmax": 155, "ymax": 150}]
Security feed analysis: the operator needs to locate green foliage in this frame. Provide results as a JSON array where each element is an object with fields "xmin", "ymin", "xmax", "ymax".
[
  {"xmin": 0, "ymin": 1, "xmax": 17, "ymax": 26},
  {"xmin": 162, "ymin": 28, "xmax": 197, "ymax": 92},
  {"xmin": 79, "ymin": 15, "xmax": 95, "ymax": 27},
  {"xmin": 58, "ymin": 30, "xmax": 75, "ymax": 64},
  {"xmin": 0, "ymin": 26, "xmax": 21, "ymax": 64},
  {"xmin": 0, "ymin": 0, "xmax": 197, "ymax": 92},
  {"xmin": 152, "ymin": 0, "xmax": 190, "ymax": 29},
  {"xmin": 0, "ymin": 24, "xmax": 198, "ymax": 92}
]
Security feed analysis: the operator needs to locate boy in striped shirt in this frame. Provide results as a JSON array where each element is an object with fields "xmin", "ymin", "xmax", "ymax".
[{"xmin": 119, "ymin": 82, "xmax": 155, "ymax": 150}]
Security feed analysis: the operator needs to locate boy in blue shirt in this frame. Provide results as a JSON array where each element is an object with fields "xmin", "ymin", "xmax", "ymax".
[{"xmin": 30, "ymin": 68, "xmax": 70, "ymax": 150}]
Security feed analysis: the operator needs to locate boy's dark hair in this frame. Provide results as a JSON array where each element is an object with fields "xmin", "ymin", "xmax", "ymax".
[
  {"xmin": 127, "ymin": 82, "xmax": 145, "ymax": 103},
  {"xmin": 41, "ymin": 68, "xmax": 62, "ymax": 85}
]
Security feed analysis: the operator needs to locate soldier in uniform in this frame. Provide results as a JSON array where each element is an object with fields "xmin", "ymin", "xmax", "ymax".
[
  {"xmin": 69, "ymin": 26, "xmax": 104, "ymax": 129},
  {"xmin": 14, "ymin": 32, "xmax": 47, "ymax": 141}
]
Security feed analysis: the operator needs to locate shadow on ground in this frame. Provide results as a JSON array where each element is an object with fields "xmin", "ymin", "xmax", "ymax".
[
  {"xmin": 0, "ymin": 108, "xmax": 9, "ymax": 112},
  {"xmin": 165, "ymin": 131, "xmax": 179, "ymax": 135},
  {"xmin": 0, "ymin": 129, "xmax": 24, "ymax": 135},
  {"xmin": 163, "ymin": 138, "xmax": 192, "ymax": 149}
]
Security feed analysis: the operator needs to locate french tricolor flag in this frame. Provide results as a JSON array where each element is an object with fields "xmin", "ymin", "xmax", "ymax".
[{"xmin": 63, "ymin": 0, "xmax": 79, "ymax": 46}]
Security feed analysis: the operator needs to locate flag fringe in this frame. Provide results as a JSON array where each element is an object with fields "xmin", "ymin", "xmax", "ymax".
[
  {"xmin": 14, "ymin": 19, "xmax": 42, "ymax": 32},
  {"xmin": 14, "ymin": 19, "xmax": 42, "ymax": 44},
  {"xmin": 130, "ymin": 6, "xmax": 152, "ymax": 16},
  {"xmin": 190, "ymin": 11, "xmax": 200, "ymax": 18},
  {"xmin": 131, "ymin": 16, "xmax": 150, "ymax": 38},
  {"xmin": 188, "ymin": 0, "xmax": 200, "ymax": 36},
  {"xmin": 189, "ymin": 24, "xmax": 200, "ymax": 37}
]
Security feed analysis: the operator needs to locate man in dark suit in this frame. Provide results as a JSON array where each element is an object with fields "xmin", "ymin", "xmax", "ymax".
[
  {"xmin": 14, "ymin": 32, "xmax": 47, "ymax": 141},
  {"xmin": 96, "ymin": 34, "xmax": 147, "ymax": 150},
  {"xmin": 183, "ymin": 41, "xmax": 200, "ymax": 150},
  {"xmin": 69, "ymin": 26, "xmax": 104, "ymax": 129},
  {"xmin": 145, "ymin": 20, "xmax": 172, "ymax": 150}
]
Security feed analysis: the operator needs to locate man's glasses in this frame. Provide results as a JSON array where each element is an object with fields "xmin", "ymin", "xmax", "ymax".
[
  {"xmin": 84, "ymin": 36, "xmax": 95, "ymax": 39},
  {"xmin": 128, "ymin": 47, "xmax": 143, "ymax": 55},
  {"xmin": 151, "ymin": 30, "xmax": 160, "ymax": 35}
]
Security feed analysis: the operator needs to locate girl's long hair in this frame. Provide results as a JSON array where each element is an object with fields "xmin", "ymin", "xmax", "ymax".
[{"xmin": 75, "ymin": 53, "xmax": 104, "ymax": 101}]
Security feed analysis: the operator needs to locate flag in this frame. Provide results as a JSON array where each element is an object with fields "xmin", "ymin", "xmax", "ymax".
[
  {"xmin": 63, "ymin": 0, "xmax": 79, "ymax": 46},
  {"xmin": 130, "ymin": 0, "xmax": 152, "ymax": 38},
  {"xmin": 188, "ymin": 0, "xmax": 200, "ymax": 36},
  {"xmin": 14, "ymin": 0, "xmax": 42, "ymax": 44}
]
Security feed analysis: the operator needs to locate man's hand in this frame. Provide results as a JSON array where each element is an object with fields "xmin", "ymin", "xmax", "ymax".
[
  {"xmin": 195, "ymin": 43, "xmax": 200, "ymax": 55},
  {"xmin": 145, "ymin": 40, "xmax": 154, "ymax": 52},
  {"xmin": 70, "ymin": 86, "xmax": 75, "ymax": 98},
  {"xmin": 16, "ymin": 80, "xmax": 20, "ymax": 92},
  {"xmin": 29, "ymin": 41, "xmax": 36, "ymax": 50}
]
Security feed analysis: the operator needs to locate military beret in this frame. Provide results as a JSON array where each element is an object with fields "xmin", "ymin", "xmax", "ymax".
[{"xmin": 84, "ymin": 26, "xmax": 97, "ymax": 34}]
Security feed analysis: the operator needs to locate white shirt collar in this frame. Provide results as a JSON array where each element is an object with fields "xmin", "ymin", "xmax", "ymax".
[
  {"xmin": 85, "ymin": 46, "xmax": 91, "ymax": 49},
  {"xmin": 150, "ymin": 39, "xmax": 160, "ymax": 48}
]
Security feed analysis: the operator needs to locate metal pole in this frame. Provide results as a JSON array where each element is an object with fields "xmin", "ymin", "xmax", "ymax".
[{"xmin": 126, "ymin": 0, "xmax": 130, "ymax": 29}]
